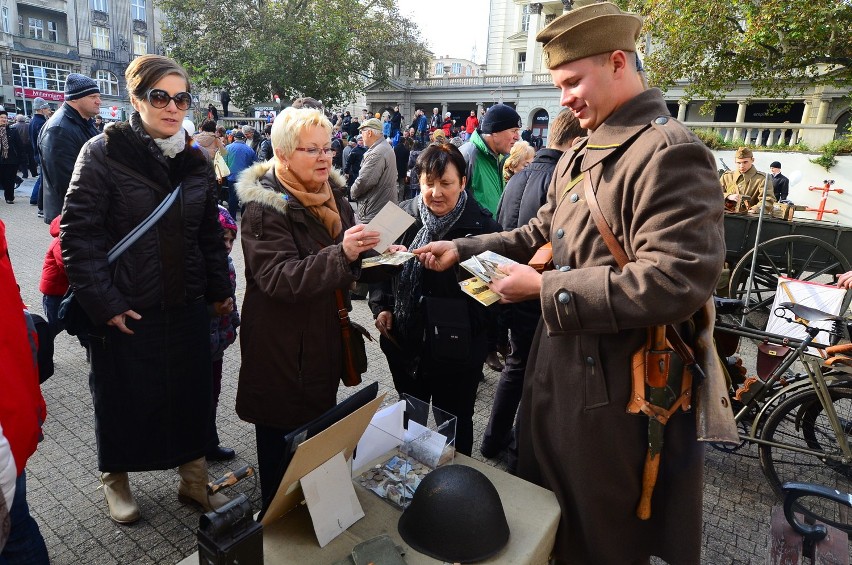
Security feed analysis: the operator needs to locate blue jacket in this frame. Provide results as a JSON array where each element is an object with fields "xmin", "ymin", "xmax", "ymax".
[
  {"xmin": 416, "ymin": 115, "xmax": 428, "ymax": 133},
  {"xmin": 225, "ymin": 140, "xmax": 257, "ymax": 183}
]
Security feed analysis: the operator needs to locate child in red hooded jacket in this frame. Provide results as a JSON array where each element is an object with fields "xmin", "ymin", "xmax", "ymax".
[{"xmin": 40, "ymin": 215, "xmax": 88, "ymax": 363}]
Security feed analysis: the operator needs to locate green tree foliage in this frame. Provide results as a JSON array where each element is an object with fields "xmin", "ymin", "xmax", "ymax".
[
  {"xmin": 158, "ymin": 0, "xmax": 429, "ymax": 109},
  {"xmin": 616, "ymin": 0, "xmax": 852, "ymax": 104}
]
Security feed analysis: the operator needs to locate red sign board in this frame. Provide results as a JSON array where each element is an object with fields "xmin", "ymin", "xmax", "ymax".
[{"xmin": 14, "ymin": 87, "xmax": 64, "ymax": 102}]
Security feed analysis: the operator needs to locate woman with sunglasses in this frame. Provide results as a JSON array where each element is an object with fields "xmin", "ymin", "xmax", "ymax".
[
  {"xmin": 234, "ymin": 107, "xmax": 387, "ymax": 503},
  {"xmin": 60, "ymin": 55, "xmax": 233, "ymax": 524}
]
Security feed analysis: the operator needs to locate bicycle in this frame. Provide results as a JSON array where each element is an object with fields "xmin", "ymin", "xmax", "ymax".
[{"xmin": 713, "ymin": 298, "xmax": 852, "ymax": 532}]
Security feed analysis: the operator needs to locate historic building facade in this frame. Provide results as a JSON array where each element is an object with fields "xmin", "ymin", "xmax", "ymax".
[
  {"xmin": 0, "ymin": 0, "xmax": 166, "ymax": 119},
  {"xmin": 366, "ymin": 0, "xmax": 849, "ymax": 146}
]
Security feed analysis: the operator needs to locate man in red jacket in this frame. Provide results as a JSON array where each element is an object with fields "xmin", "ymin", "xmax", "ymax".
[{"xmin": 0, "ymin": 219, "xmax": 49, "ymax": 560}]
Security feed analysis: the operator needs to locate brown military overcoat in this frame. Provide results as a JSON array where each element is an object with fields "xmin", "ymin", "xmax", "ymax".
[{"xmin": 455, "ymin": 88, "xmax": 724, "ymax": 564}]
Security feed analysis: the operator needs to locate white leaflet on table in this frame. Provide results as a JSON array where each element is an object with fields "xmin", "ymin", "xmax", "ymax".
[
  {"xmin": 300, "ymin": 451, "xmax": 365, "ymax": 547},
  {"xmin": 364, "ymin": 202, "xmax": 415, "ymax": 253},
  {"xmin": 351, "ymin": 400, "xmax": 406, "ymax": 476}
]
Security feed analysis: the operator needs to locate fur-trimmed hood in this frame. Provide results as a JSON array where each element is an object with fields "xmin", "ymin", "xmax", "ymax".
[{"xmin": 235, "ymin": 159, "xmax": 348, "ymax": 215}]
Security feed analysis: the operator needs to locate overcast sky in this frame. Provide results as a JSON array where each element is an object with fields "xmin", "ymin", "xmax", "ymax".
[{"xmin": 397, "ymin": 0, "xmax": 490, "ymax": 64}]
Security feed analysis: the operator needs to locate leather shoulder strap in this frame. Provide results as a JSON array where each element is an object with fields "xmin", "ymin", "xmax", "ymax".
[
  {"xmin": 583, "ymin": 173, "xmax": 630, "ymax": 269},
  {"xmin": 582, "ymin": 152, "xmax": 697, "ymax": 365}
]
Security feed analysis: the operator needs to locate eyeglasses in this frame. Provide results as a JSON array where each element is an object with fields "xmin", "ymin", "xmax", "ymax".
[
  {"xmin": 294, "ymin": 147, "xmax": 334, "ymax": 158},
  {"xmin": 146, "ymin": 89, "xmax": 193, "ymax": 110}
]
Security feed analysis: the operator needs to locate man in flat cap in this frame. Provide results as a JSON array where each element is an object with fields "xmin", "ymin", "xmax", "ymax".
[
  {"xmin": 721, "ymin": 147, "xmax": 773, "ymax": 213},
  {"xmin": 350, "ymin": 117, "xmax": 397, "ymax": 222},
  {"xmin": 413, "ymin": 3, "xmax": 724, "ymax": 563}
]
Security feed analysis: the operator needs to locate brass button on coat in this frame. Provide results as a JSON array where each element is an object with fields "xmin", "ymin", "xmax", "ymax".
[
  {"xmin": 557, "ymin": 292, "xmax": 570, "ymax": 304},
  {"xmin": 570, "ymin": 194, "xmax": 580, "ymax": 203},
  {"xmin": 556, "ymin": 228, "xmax": 565, "ymax": 239}
]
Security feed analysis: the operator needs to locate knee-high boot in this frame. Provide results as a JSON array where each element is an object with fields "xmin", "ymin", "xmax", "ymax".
[
  {"xmin": 177, "ymin": 457, "xmax": 229, "ymax": 512},
  {"xmin": 100, "ymin": 472, "xmax": 141, "ymax": 524}
]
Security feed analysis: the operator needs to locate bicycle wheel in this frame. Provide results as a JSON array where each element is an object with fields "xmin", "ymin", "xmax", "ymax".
[{"xmin": 759, "ymin": 386, "xmax": 852, "ymax": 532}]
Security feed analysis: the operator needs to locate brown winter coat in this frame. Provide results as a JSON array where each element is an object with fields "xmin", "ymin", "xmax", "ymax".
[
  {"xmin": 235, "ymin": 162, "xmax": 361, "ymax": 430},
  {"xmin": 454, "ymin": 88, "xmax": 725, "ymax": 564}
]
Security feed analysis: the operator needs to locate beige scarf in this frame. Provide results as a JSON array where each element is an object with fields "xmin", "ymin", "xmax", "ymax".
[{"xmin": 275, "ymin": 164, "xmax": 342, "ymax": 239}]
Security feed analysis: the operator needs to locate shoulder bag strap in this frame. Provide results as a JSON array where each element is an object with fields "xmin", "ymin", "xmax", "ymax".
[
  {"xmin": 335, "ymin": 288, "xmax": 358, "ymax": 380},
  {"xmin": 104, "ymin": 157, "xmax": 182, "ymax": 265},
  {"xmin": 582, "ymin": 168, "xmax": 696, "ymax": 364},
  {"xmin": 106, "ymin": 184, "xmax": 181, "ymax": 264}
]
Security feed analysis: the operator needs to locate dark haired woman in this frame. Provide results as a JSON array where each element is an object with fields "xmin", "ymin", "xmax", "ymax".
[
  {"xmin": 61, "ymin": 55, "xmax": 232, "ymax": 524},
  {"xmin": 369, "ymin": 143, "xmax": 500, "ymax": 455}
]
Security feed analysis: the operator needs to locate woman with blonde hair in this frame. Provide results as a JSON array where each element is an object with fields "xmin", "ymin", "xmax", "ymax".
[
  {"xmin": 235, "ymin": 107, "xmax": 387, "ymax": 503},
  {"xmin": 61, "ymin": 54, "xmax": 233, "ymax": 524},
  {"xmin": 502, "ymin": 140, "xmax": 535, "ymax": 182}
]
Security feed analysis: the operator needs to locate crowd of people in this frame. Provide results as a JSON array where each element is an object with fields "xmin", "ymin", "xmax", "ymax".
[{"xmin": 1, "ymin": 3, "xmax": 825, "ymax": 564}]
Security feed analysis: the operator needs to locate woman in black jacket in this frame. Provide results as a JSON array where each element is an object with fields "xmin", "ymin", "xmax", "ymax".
[
  {"xmin": 61, "ymin": 55, "xmax": 232, "ymax": 525},
  {"xmin": 0, "ymin": 109, "xmax": 23, "ymax": 203},
  {"xmin": 370, "ymin": 143, "xmax": 501, "ymax": 455}
]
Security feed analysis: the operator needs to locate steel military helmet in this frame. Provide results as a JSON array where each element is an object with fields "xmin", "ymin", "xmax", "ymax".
[{"xmin": 398, "ymin": 465, "xmax": 510, "ymax": 562}]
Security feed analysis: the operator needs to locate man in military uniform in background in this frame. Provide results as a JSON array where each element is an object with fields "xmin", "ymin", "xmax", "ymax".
[
  {"xmin": 413, "ymin": 3, "xmax": 724, "ymax": 563},
  {"xmin": 721, "ymin": 146, "xmax": 773, "ymax": 212}
]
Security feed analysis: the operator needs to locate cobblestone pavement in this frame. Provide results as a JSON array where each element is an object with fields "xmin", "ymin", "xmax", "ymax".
[{"xmin": 0, "ymin": 179, "xmax": 793, "ymax": 564}]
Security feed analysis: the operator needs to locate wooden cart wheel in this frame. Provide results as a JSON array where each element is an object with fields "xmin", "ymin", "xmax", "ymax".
[{"xmin": 729, "ymin": 235, "xmax": 851, "ymax": 327}]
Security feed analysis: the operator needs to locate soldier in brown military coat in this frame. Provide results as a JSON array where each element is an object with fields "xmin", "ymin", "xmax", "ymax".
[
  {"xmin": 721, "ymin": 146, "xmax": 774, "ymax": 212},
  {"xmin": 414, "ymin": 3, "xmax": 724, "ymax": 563}
]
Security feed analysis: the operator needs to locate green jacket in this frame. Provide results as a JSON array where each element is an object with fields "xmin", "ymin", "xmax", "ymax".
[{"xmin": 459, "ymin": 130, "xmax": 505, "ymax": 215}]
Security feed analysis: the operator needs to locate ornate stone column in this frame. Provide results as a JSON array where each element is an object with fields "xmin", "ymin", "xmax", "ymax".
[
  {"xmin": 815, "ymin": 98, "xmax": 831, "ymax": 124},
  {"xmin": 524, "ymin": 3, "xmax": 544, "ymax": 84},
  {"xmin": 677, "ymin": 100, "xmax": 687, "ymax": 122},
  {"xmin": 732, "ymin": 100, "xmax": 747, "ymax": 143}
]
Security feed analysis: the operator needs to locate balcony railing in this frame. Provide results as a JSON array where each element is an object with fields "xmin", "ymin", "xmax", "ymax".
[
  {"xmin": 92, "ymin": 48, "xmax": 115, "ymax": 61},
  {"xmin": 12, "ymin": 34, "xmax": 77, "ymax": 57},
  {"xmin": 684, "ymin": 122, "xmax": 838, "ymax": 148},
  {"xmin": 533, "ymin": 73, "xmax": 551, "ymax": 84},
  {"xmin": 484, "ymin": 74, "xmax": 519, "ymax": 85},
  {"xmin": 447, "ymin": 76, "xmax": 480, "ymax": 86}
]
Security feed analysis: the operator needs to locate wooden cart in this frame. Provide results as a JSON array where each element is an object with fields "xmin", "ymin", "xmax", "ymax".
[{"xmin": 725, "ymin": 213, "xmax": 852, "ymax": 320}]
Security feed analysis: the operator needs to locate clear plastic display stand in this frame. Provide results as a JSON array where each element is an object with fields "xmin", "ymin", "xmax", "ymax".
[{"xmin": 353, "ymin": 394, "xmax": 456, "ymax": 510}]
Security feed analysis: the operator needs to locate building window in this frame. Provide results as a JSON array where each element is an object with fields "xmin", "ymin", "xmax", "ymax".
[
  {"xmin": 517, "ymin": 51, "xmax": 527, "ymax": 73},
  {"xmin": 12, "ymin": 57, "xmax": 72, "ymax": 91},
  {"xmin": 91, "ymin": 0, "xmax": 108, "ymax": 12},
  {"xmin": 91, "ymin": 25, "xmax": 110, "ymax": 49},
  {"xmin": 133, "ymin": 33, "xmax": 146, "ymax": 55},
  {"xmin": 28, "ymin": 18, "xmax": 44, "ymax": 39},
  {"xmin": 521, "ymin": 5, "xmax": 530, "ymax": 33},
  {"xmin": 17, "ymin": 15, "xmax": 22, "ymax": 36},
  {"xmin": 131, "ymin": 0, "xmax": 145, "ymax": 21},
  {"xmin": 435, "ymin": 62, "xmax": 444, "ymax": 75},
  {"xmin": 47, "ymin": 21, "xmax": 57, "ymax": 42},
  {"xmin": 2, "ymin": 8, "xmax": 9, "ymax": 34},
  {"xmin": 95, "ymin": 70, "xmax": 119, "ymax": 96},
  {"xmin": 451, "ymin": 62, "xmax": 461, "ymax": 74}
]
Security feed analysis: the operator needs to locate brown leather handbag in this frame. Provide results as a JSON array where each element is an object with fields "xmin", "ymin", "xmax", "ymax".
[{"xmin": 335, "ymin": 289, "xmax": 373, "ymax": 387}]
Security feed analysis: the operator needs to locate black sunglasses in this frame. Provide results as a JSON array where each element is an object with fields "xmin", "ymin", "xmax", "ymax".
[{"xmin": 146, "ymin": 89, "xmax": 193, "ymax": 110}]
